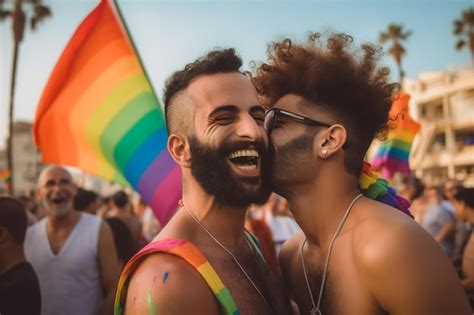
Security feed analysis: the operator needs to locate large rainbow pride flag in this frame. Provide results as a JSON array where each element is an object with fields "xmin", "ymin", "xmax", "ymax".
[
  {"xmin": 372, "ymin": 92, "xmax": 421, "ymax": 179},
  {"xmin": 33, "ymin": 0, "xmax": 181, "ymax": 226}
]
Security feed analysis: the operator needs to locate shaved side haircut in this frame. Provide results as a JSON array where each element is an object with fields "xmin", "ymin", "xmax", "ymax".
[{"xmin": 163, "ymin": 48, "xmax": 243, "ymax": 135}]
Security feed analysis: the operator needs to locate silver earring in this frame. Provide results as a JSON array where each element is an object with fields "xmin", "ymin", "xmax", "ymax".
[{"xmin": 321, "ymin": 148, "xmax": 328, "ymax": 156}]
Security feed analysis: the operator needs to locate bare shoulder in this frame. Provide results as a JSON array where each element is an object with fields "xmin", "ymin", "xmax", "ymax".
[
  {"xmin": 352, "ymin": 198, "xmax": 442, "ymax": 268},
  {"xmin": 97, "ymin": 221, "xmax": 114, "ymax": 247},
  {"xmin": 124, "ymin": 253, "xmax": 220, "ymax": 315},
  {"xmin": 352, "ymin": 198, "xmax": 471, "ymax": 314}
]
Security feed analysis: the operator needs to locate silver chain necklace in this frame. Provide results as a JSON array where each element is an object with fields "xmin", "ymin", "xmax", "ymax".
[
  {"xmin": 183, "ymin": 207, "xmax": 272, "ymax": 313},
  {"xmin": 301, "ymin": 194, "xmax": 363, "ymax": 315}
]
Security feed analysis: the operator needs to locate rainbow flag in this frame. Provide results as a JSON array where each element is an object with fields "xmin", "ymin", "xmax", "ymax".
[
  {"xmin": 33, "ymin": 0, "xmax": 181, "ymax": 226},
  {"xmin": 371, "ymin": 92, "xmax": 420, "ymax": 179},
  {"xmin": 359, "ymin": 161, "xmax": 412, "ymax": 218}
]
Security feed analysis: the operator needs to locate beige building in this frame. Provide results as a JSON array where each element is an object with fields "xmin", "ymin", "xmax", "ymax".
[
  {"xmin": 404, "ymin": 67, "xmax": 474, "ymax": 187},
  {"xmin": 0, "ymin": 121, "xmax": 42, "ymax": 195}
]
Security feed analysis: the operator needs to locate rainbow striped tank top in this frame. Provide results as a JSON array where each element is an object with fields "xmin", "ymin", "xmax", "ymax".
[{"xmin": 114, "ymin": 233, "xmax": 264, "ymax": 315}]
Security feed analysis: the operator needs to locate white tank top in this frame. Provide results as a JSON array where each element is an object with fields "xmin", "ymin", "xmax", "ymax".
[{"xmin": 24, "ymin": 213, "xmax": 103, "ymax": 315}]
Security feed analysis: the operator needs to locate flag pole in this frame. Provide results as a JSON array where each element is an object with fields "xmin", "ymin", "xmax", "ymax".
[{"xmin": 110, "ymin": 0, "xmax": 163, "ymax": 109}]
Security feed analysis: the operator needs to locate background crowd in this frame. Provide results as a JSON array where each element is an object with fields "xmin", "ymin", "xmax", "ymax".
[{"xmin": 1, "ymin": 168, "xmax": 474, "ymax": 314}]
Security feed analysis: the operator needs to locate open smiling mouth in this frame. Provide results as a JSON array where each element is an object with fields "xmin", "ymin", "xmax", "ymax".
[
  {"xmin": 227, "ymin": 149, "xmax": 260, "ymax": 172},
  {"xmin": 51, "ymin": 197, "xmax": 67, "ymax": 205}
]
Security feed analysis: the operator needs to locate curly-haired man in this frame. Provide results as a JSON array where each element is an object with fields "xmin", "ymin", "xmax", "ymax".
[{"xmin": 252, "ymin": 33, "xmax": 471, "ymax": 314}]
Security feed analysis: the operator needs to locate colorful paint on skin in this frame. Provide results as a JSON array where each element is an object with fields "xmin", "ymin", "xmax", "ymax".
[
  {"xmin": 163, "ymin": 271, "xmax": 169, "ymax": 284},
  {"xmin": 115, "ymin": 238, "xmax": 240, "ymax": 314},
  {"xmin": 147, "ymin": 290, "xmax": 158, "ymax": 315}
]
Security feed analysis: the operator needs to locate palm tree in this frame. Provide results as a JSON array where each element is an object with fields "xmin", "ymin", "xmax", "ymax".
[
  {"xmin": 0, "ymin": 0, "xmax": 51, "ymax": 194},
  {"xmin": 453, "ymin": 6, "xmax": 474, "ymax": 67},
  {"xmin": 379, "ymin": 23, "xmax": 412, "ymax": 83}
]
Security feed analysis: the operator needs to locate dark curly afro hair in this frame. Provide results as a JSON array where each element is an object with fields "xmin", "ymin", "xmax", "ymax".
[{"xmin": 251, "ymin": 32, "xmax": 399, "ymax": 176}]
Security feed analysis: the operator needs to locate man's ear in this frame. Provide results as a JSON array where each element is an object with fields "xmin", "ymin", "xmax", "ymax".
[
  {"xmin": 315, "ymin": 124, "xmax": 347, "ymax": 159},
  {"xmin": 168, "ymin": 134, "xmax": 192, "ymax": 168}
]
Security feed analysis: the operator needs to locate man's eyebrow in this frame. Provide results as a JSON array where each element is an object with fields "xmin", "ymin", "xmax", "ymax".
[
  {"xmin": 208, "ymin": 105, "xmax": 239, "ymax": 118},
  {"xmin": 249, "ymin": 106, "xmax": 265, "ymax": 114}
]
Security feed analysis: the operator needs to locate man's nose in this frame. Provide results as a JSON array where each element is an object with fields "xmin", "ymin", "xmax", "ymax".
[{"xmin": 235, "ymin": 114, "xmax": 264, "ymax": 141}]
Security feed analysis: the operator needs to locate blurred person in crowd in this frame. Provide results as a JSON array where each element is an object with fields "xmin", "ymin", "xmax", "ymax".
[
  {"xmin": 74, "ymin": 188, "xmax": 100, "ymax": 215},
  {"xmin": 245, "ymin": 205, "xmax": 278, "ymax": 271},
  {"xmin": 252, "ymin": 33, "xmax": 470, "ymax": 314},
  {"xmin": 17, "ymin": 195, "xmax": 38, "ymax": 226},
  {"xmin": 24, "ymin": 165, "xmax": 119, "ymax": 315},
  {"xmin": 399, "ymin": 175, "xmax": 428, "ymax": 223},
  {"xmin": 132, "ymin": 197, "xmax": 160, "ymax": 243},
  {"xmin": 104, "ymin": 217, "xmax": 135, "ymax": 270},
  {"xmin": 263, "ymin": 193, "xmax": 300, "ymax": 254},
  {"xmin": 453, "ymin": 188, "xmax": 474, "ymax": 308},
  {"xmin": 445, "ymin": 180, "xmax": 471, "ymax": 267},
  {"xmin": 0, "ymin": 197, "xmax": 41, "ymax": 315},
  {"xmin": 107, "ymin": 190, "xmax": 142, "ymax": 250},
  {"xmin": 117, "ymin": 49, "xmax": 292, "ymax": 315},
  {"xmin": 96, "ymin": 195, "xmax": 113, "ymax": 217},
  {"xmin": 445, "ymin": 179, "xmax": 464, "ymax": 202},
  {"xmin": 422, "ymin": 186, "xmax": 457, "ymax": 257}
]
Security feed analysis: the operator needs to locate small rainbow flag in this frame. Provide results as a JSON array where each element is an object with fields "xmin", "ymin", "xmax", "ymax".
[
  {"xmin": 0, "ymin": 169, "xmax": 11, "ymax": 182},
  {"xmin": 33, "ymin": 0, "xmax": 181, "ymax": 226},
  {"xmin": 371, "ymin": 92, "xmax": 421, "ymax": 179}
]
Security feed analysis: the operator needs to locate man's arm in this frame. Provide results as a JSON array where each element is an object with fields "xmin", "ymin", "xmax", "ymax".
[
  {"xmin": 97, "ymin": 222, "xmax": 120, "ymax": 315},
  {"xmin": 124, "ymin": 253, "xmax": 221, "ymax": 315},
  {"xmin": 435, "ymin": 221, "xmax": 455, "ymax": 243},
  {"xmin": 357, "ymin": 218, "xmax": 471, "ymax": 315}
]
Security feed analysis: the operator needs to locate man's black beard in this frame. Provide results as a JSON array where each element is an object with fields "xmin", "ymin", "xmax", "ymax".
[
  {"xmin": 189, "ymin": 137, "xmax": 272, "ymax": 207},
  {"xmin": 270, "ymin": 131, "xmax": 315, "ymax": 190}
]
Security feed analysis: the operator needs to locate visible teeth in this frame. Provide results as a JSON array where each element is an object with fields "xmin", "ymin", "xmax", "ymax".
[
  {"xmin": 228, "ymin": 150, "xmax": 259, "ymax": 159},
  {"xmin": 237, "ymin": 164, "xmax": 257, "ymax": 170}
]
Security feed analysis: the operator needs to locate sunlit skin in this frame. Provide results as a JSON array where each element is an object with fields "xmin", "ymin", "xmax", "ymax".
[
  {"xmin": 124, "ymin": 73, "xmax": 292, "ymax": 315},
  {"xmin": 271, "ymin": 94, "xmax": 471, "ymax": 315}
]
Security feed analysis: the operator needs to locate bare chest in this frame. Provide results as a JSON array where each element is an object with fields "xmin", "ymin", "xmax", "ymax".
[
  {"xmin": 47, "ymin": 226, "xmax": 76, "ymax": 255},
  {"xmin": 202, "ymin": 247, "xmax": 291, "ymax": 315},
  {"xmin": 289, "ymin": 243, "xmax": 383, "ymax": 315}
]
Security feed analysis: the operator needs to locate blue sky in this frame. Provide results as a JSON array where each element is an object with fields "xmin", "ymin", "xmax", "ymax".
[{"xmin": 0, "ymin": 0, "xmax": 472, "ymax": 149}]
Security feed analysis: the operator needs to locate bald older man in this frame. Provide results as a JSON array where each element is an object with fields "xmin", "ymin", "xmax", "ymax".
[{"xmin": 24, "ymin": 165, "xmax": 119, "ymax": 315}]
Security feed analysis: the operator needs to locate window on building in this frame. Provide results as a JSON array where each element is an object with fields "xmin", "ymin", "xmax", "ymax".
[
  {"xmin": 455, "ymin": 128, "xmax": 474, "ymax": 151},
  {"xmin": 428, "ymin": 132, "xmax": 446, "ymax": 153}
]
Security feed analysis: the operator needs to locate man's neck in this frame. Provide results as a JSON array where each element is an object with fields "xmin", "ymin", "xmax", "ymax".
[
  {"xmin": 181, "ymin": 182, "xmax": 248, "ymax": 248},
  {"xmin": 283, "ymin": 166, "xmax": 360, "ymax": 248},
  {"xmin": 110, "ymin": 207, "xmax": 129, "ymax": 216},
  {"xmin": 0, "ymin": 246, "xmax": 26, "ymax": 275},
  {"xmin": 47, "ymin": 209, "xmax": 80, "ymax": 231}
]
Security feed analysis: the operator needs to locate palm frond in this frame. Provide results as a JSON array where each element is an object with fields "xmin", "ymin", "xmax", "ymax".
[
  {"xmin": 31, "ymin": 3, "xmax": 51, "ymax": 30},
  {"xmin": 462, "ymin": 7, "xmax": 474, "ymax": 25},
  {"xmin": 453, "ymin": 19, "xmax": 464, "ymax": 35},
  {"xmin": 401, "ymin": 30, "xmax": 413, "ymax": 40},
  {"xmin": 0, "ymin": 9, "xmax": 11, "ymax": 20},
  {"xmin": 455, "ymin": 39, "xmax": 466, "ymax": 50},
  {"xmin": 30, "ymin": 15, "xmax": 37, "ymax": 30},
  {"xmin": 379, "ymin": 32, "xmax": 390, "ymax": 44}
]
